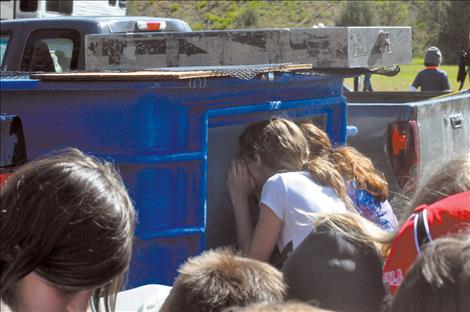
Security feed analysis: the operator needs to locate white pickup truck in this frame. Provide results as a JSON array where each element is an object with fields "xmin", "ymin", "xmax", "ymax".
[{"xmin": 0, "ymin": 16, "xmax": 191, "ymax": 72}]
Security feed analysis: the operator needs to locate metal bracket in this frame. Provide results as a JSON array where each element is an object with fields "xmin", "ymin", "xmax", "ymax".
[
  {"xmin": 378, "ymin": 31, "xmax": 391, "ymax": 54},
  {"xmin": 450, "ymin": 113, "xmax": 463, "ymax": 129}
]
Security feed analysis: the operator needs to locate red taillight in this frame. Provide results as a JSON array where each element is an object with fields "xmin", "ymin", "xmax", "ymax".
[
  {"xmin": 0, "ymin": 171, "xmax": 13, "ymax": 187},
  {"xmin": 136, "ymin": 21, "xmax": 167, "ymax": 32},
  {"xmin": 0, "ymin": 173, "xmax": 12, "ymax": 184},
  {"xmin": 146, "ymin": 22, "xmax": 161, "ymax": 31},
  {"xmin": 387, "ymin": 121, "xmax": 420, "ymax": 189},
  {"xmin": 391, "ymin": 127, "xmax": 407, "ymax": 156}
]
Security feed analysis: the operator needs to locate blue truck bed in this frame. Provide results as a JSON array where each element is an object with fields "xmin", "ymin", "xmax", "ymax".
[{"xmin": 0, "ymin": 69, "xmax": 346, "ymax": 287}]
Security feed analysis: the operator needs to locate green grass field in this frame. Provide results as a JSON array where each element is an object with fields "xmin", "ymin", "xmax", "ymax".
[{"xmin": 344, "ymin": 58, "xmax": 461, "ymax": 92}]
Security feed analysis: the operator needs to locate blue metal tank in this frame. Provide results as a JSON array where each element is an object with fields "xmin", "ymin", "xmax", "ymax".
[{"xmin": 0, "ymin": 70, "xmax": 346, "ymax": 287}]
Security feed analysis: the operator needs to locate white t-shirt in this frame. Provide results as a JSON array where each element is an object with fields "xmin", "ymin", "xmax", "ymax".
[
  {"xmin": 260, "ymin": 171, "xmax": 347, "ymax": 252},
  {"xmin": 115, "ymin": 284, "xmax": 172, "ymax": 312}
]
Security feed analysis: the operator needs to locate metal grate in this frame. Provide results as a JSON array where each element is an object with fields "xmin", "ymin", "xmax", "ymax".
[
  {"xmin": 370, "ymin": 65, "xmax": 400, "ymax": 77},
  {"xmin": 0, "ymin": 72, "xmax": 31, "ymax": 80},
  {"xmin": 151, "ymin": 63, "xmax": 312, "ymax": 80}
]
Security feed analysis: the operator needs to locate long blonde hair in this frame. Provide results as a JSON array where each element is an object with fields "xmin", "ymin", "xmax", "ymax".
[
  {"xmin": 299, "ymin": 122, "xmax": 389, "ymax": 201},
  {"xmin": 239, "ymin": 117, "xmax": 354, "ymax": 210},
  {"xmin": 314, "ymin": 212, "xmax": 393, "ymax": 257}
]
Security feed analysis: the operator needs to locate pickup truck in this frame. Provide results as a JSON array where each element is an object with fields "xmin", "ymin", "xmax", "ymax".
[
  {"xmin": 0, "ymin": 16, "xmax": 191, "ymax": 72},
  {"xmin": 2, "ymin": 20, "xmax": 468, "ymax": 287},
  {"xmin": 345, "ymin": 90, "xmax": 470, "ymax": 211}
]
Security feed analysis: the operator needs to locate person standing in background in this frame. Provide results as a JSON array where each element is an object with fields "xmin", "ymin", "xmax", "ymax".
[{"xmin": 409, "ymin": 46, "xmax": 451, "ymax": 92}]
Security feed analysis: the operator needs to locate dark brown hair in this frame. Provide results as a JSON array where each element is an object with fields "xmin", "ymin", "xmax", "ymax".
[
  {"xmin": 0, "ymin": 148, "xmax": 135, "ymax": 312},
  {"xmin": 386, "ymin": 232, "xmax": 470, "ymax": 312},
  {"xmin": 160, "ymin": 248, "xmax": 286, "ymax": 312}
]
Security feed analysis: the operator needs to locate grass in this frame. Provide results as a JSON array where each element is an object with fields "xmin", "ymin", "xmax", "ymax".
[{"xmin": 344, "ymin": 58, "xmax": 460, "ymax": 92}]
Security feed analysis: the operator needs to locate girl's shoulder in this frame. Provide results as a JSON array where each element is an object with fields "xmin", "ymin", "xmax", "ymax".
[
  {"xmin": 268, "ymin": 171, "xmax": 312, "ymax": 180},
  {"xmin": 266, "ymin": 171, "xmax": 317, "ymax": 186}
]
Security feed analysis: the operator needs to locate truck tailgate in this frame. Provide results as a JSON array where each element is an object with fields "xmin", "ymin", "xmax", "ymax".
[
  {"xmin": 346, "ymin": 102, "xmax": 416, "ymax": 195},
  {"xmin": 416, "ymin": 92, "xmax": 470, "ymax": 183},
  {"xmin": 346, "ymin": 91, "xmax": 470, "ymax": 204}
]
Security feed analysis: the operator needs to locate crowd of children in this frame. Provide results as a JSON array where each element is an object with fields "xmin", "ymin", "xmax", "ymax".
[{"xmin": 1, "ymin": 117, "xmax": 469, "ymax": 312}]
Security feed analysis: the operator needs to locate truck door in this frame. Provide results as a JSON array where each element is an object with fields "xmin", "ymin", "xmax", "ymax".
[
  {"xmin": 0, "ymin": 33, "xmax": 11, "ymax": 70},
  {"xmin": 0, "ymin": 22, "xmax": 25, "ymax": 71},
  {"xmin": 20, "ymin": 29, "xmax": 80, "ymax": 72}
]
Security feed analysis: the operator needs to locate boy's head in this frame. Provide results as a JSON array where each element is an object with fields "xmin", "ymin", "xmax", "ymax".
[
  {"xmin": 387, "ymin": 232, "xmax": 470, "ymax": 312},
  {"xmin": 224, "ymin": 301, "xmax": 333, "ymax": 312},
  {"xmin": 424, "ymin": 46, "xmax": 442, "ymax": 66},
  {"xmin": 160, "ymin": 248, "xmax": 286, "ymax": 312}
]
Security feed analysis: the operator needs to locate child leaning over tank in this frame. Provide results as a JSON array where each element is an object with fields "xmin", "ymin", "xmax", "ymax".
[
  {"xmin": 227, "ymin": 117, "xmax": 354, "ymax": 266},
  {"xmin": 299, "ymin": 122, "xmax": 398, "ymax": 231}
]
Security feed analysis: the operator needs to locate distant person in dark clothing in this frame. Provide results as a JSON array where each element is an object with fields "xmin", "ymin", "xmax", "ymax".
[
  {"xmin": 409, "ymin": 46, "xmax": 451, "ymax": 92},
  {"xmin": 363, "ymin": 73, "xmax": 373, "ymax": 92},
  {"xmin": 457, "ymin": 32, "xmax": 470, "ymax": 90}
]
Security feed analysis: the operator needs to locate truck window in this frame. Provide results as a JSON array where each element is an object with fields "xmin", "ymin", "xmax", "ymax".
[
  {"xmin": 20, "ymin": 0, "xmax": 39, "ymax": 12},
  {"xmin": 0, "ymin": 34, "xmax": 10, "ymax": 69},
  {"xmin": 45, "ymin": 0, "xmax": 73, "ymax": 15},
  {"xmin": 21, "ymin": 29, "xmax": 80, "ymax": 72}
]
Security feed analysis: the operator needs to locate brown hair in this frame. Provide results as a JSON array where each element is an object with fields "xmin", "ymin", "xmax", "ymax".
[
  {"xmin": 160, "ymin": 248, "xmax": 286, "ymax": 312},
  {"xmin": 0, "ymin": 148, "xmax": 135, "ymax": 312},
  {"xmin": 299, "ymin": 122, "xmax": 389, "ymax": 202},
  {"xmin": 405, "ymin": 153, "xmax": 470, "ymax": 218},
  {"xmin": 239, "ymin": 117, "xmax": 353, "ymax": 211},
  {"xmin": 224, "ymin": 301, "xmax": 333, "ymax": 312},
  {"xmin": 330, "ymin": 147, "xmax": 388, "ymax": 201},
  {"xmin": 386, "ymin": 232, "xmax": 470, "ymax": 312}
]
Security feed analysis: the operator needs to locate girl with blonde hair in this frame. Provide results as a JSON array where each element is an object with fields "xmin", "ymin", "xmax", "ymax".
[
  {"xmin": 227, "ymin": 117, "xmax": 352, "ymax": 264},
  {"xmin": 283, "ymin": 212, "xmax": 391, "ymax": 312},
  {"xmin": 299, "ymin": 122, "xmax": 398, "ymax": 231}
]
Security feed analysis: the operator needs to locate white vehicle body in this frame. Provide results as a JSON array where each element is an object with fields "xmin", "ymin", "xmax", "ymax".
[{"xmin": 0, "ymin": 0, "xmax": 126, "ymax": 20}]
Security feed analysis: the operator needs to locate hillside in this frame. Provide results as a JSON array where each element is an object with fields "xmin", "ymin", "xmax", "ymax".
[
  {"xmin": 126, "ymin": 1, "xmax": 467, "ymax": 92},
  {"xmin": 128, "ymin": 0, "xmax": 468, "ymax": 59},
  {"xmin": 128, "ymin": 1, "xmax": 340, "ymax": 30}
]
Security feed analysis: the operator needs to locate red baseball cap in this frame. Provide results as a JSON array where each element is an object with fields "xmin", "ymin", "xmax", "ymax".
[{"xmin": 383, "ymin": 191, "xmax": 470, "ymax": 294}]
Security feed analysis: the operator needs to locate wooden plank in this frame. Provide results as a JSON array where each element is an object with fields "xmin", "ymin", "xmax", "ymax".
[{"xmin": 30, "ymin": 64, "xmax": 313, "ymax": 81}]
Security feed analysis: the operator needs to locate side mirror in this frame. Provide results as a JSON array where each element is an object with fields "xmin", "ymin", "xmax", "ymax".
[{"xmin": 0, "ymin": 114, "xmax": 27, "ymax": 184}]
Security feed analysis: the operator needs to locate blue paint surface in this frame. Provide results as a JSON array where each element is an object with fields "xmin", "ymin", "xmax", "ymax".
[{"xmin": 0, "ymin": 72, "xmax": 346, "ymax": 287}]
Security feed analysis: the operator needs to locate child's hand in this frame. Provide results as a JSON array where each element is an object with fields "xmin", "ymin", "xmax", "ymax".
[{"xmin": 227, "ymin": 159, "xmax": 256, "ymax": 205}]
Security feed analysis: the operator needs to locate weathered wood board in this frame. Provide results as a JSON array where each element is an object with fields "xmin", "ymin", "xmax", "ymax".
[
  {"xmin": 85, "ymin": 27, "xmax": 411, "ymax": 70},
  {"xmin": 30, "ymin": 64, "xmax": 313, "ymax": 81}
]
